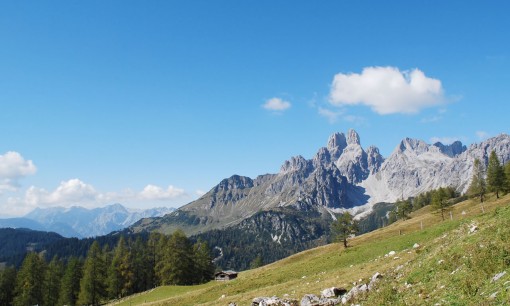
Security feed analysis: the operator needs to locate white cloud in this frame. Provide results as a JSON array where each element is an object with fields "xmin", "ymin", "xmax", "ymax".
[
  {"xmin": 195, "ymin": 189, "xmax": 206, "ymax": 196},
  {"xmin": 262, "ymin": 97, "xmax": 291, "ymax": 111},
  {"xmin": 329, "ymin": 66, "xmax": 445, "ymax": 115},
  {"xmin": 25, "ymin": 179, "xmax": 98, "ymax": 207},
  {"xmin": 139, "ymin": 184, "xmax": 186, "ymax": 201},
  {"xmin": 476, "ymin": 131, "xmax": 489, "ymax": 140},
  {"xmin": 0, "ymin": 151, "xmax": 37, "ymax": 192},
  {"xmin": 3, "ymin": 179, "xmax": 188, "ymax": 216}
]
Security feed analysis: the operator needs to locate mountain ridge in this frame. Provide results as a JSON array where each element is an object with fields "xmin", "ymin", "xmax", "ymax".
[
  {"xmin": 0, "ymin": 203, "xmax": 175, "ymax": 238},
  {"xmin": 131, "ymin": 130, "xmax": 510, "ymax": 236}
]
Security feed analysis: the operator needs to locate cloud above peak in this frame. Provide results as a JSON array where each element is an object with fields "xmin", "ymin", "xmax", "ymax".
[
  {"xmin": 262, "ymin": 97, "xmax": 291, "ymax": 112},
  {"xmin": 0, "ymin": 151, "xmax": 37, "ymax": 192},
  {"xmin": 5, "ymin": 179, "xmax": 189, "ymax": 216},
  {"xmin": 329, "ymin": 66, "xmax": 445, "ymax": 115}
]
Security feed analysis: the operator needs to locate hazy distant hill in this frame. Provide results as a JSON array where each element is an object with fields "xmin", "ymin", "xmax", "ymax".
[{"xmin": 0, "ymin": 204, "xmax": 175, "ymax": 238}]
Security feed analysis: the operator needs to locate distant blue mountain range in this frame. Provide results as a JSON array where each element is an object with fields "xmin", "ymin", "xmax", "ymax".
[{"xmin": 0, "ymin": 204, "xmax": 174, "ymax": 238}]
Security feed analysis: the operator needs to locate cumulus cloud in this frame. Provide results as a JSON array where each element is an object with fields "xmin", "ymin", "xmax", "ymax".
[
  {"xmin": 3, "ymin": 179, "xmax": 188, "ymax": 216},
  {"xmin": 25, "ymin": 179, "xmax": 98, "ymax": 207},
  {"xmin": 0, "ymin": 151, "xmax": 37, "ymax": 192},
  {"xmin": 329, "ymin": 66, "xmax": 445, "ymax": 115},
  {"xmin": 262, "ymin": 97, "xmax": 291, "ymax": 111},
  {"xmin": 139, "ymin": 184, "xmax": 186, "ymax": 201}
]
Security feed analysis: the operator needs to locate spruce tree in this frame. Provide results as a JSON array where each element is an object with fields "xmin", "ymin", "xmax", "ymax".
[
  {"xmin": 330, "ymin": 212, "xmax": 358, "ymax": 248},
  {"xmin": 154, "ymin": 233, "xmax": 170, "ymax": 285},
  {"xmin": 131, "ymin": 236, "xmax": 147, "ymax": 292},
  {"xmin": 13, "ymin": 252, "xmax": 46, "ymax": 306},
  {"xmin": 468, "ymin": 158, "xmax": 487, "ymax": 203},
  {"xmin": 505, "ymin": 162, "xmax": 510, "ymax": 193},
  {"xmin": 192, "ymin": 240, "xmax": 215, "ymax": 284},
  {"xmin": 395, "ymin": 199, "xmax": 412, "ymax": 220},
  {"xmin": 107, "ymin": 236, "xmax": 134, "ymax": 299},
  {"xmin": 487, "ymin": 150, "xmax": 505, "ymax": 198},
  {"xmin": 0, "ymin": 266, "xmax": 16, "ymax": 306},
  {"xmin": 58, "ymin": 257, "xmax": 82, "ymax": 306},
  {"xmin": 166, "ymin": 230, "xmax": 194, "ymax": 285},
  {"xmin": 78, "ymin": 241, "xmax": 107, "ymax": 306},
  {"xmin": 44, "ymin": 256, "xmax": 63, "ymax": 306}
]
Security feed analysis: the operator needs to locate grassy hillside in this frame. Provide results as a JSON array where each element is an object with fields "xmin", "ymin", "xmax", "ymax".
[{"xmin": 109, "ymin": 194, "xmax": 510, "ymax": 305}]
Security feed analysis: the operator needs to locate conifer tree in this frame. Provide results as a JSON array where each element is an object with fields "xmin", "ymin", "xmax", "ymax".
[
  {"xmin": 78, "ymin": 241, "xmax": 107, "ymax": 306},
  {"xmin": 250, "ymin": 255, "xmax": 264, "ymax": 269},
  {"xmin": 0, "ymin": 266, "xmax": 16, "ymax": 306},
  {"xmin": 192, "ymin": 239, "xmax": 215, "ymax": 284},
  {"xmin": 107, "ymin": 236, "xmax": 134, "ymax": 299},
  {"xmin": 330, "ymin": 212, "xmax": 358, "ymax": 248},
  {"xmin": 58, "ymin": 257, "xmax": 82, "ymax": 306},
  {"xmin": 432, "ymin": 187, "xmax": 450, "ymax": 221},
  {"xmin": 487, "ymin": 150, "xmax": 505, "ymax": 198},
  {"xmin": 44, "ymin": 256, "xmax": 63, "ymax": 306},
  {"xmin": 505, "ymin": 162, "xmax": 510, "ymax": 193},
  {"xmin": 13, "ymin": 252, "xmax": 46, "ymax": 306},
  {"xmin": 468, "ymin": 158, "xmax": 487, "ymax": 203},
  {"xmin": 131, "ymin": 236, "xmax": 155, "ymax": 292},
  {"xmin": 154, "ymin": 233, "xmax": 170, "ymax": 285},
  {"xmin": 395, "ymin": 199, "xmax": 412, "ymax": 220},
  {"xmin": 166, "ymin": 230, "xmax": 194, "ymax": 285}
]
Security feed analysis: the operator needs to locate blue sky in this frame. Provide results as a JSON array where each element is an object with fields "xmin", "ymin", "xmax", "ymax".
[{"xmin": 1, "ymin": 1, "xmax": 509, "ymax": 216}]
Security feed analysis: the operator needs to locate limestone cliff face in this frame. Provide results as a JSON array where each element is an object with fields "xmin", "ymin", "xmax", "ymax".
[{"xmin": 134, "ymin": 131, "xmax": 510, "ymax": 234}]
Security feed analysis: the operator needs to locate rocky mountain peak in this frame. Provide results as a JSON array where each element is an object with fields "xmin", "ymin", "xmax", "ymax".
[
  {"xmin": 397, "ymin": 138, "xmax": 430, "ymax": 155},
  {"xmin": 280, "ymin": 155, "xmax": 311, "ymax": 174},
  {"xmin": 327, "ymin": 132, "xmax": 347, "ymax": 160},
  {"xmin": 216, "ymin": 175, "xmax": 254, "ymax": 191},
  {"xmin": 366, "ymin": 146, "xmax": 384, "ymax": 174},
  {"xmin": 347, "ymin": 129, "xmax": 361, "ymax": 145},
  {"xmin": 313, "ymin": 147, "xmax": 331, "ymax": 168}
]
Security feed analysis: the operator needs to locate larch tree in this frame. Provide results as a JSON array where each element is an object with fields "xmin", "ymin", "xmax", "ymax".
[
  {"xmin": 192, "ymin": 239, "xmax": 215, "ymax": 284},
  {"xmin": 13, "ymin": 252, "xmax": 46, "ymax": 306},
  {"xmin": 58, "ymin": 256, "xmax": 83, "ymax": 306},
  {"xmin": 166, "ymin": 230, "xmax": 194, "ymax": 285},
  {"xmin": 44, "ymin": 256, "xmax": 64, "ymax": 306},
  {"xmin": 0, "ymin": 266, "xmax": 16, "ymax": 306},
  {"xmin": 432, "ymin": 187, "xmax": 450, "ymax": 221},
  {"xmin": 505, "ymin": 162, "xmax": 510, "ymax": 193},
  {"xmin": 468, "ymin": 158, "xmax": 487, "ymax": 203},
  {"xmin": 487, "ymin": 150, "xmax": 505, "ymax": 198},
  {"xmin": 78, "ymin": 241, "xmax": 107, "ymax": 306},
  {"xmin": 330, "ymin": 212, "xmax": 358, "ymax": 248},
  {"xmin": 107, "ymin": 236, "xmax": 134, "ymax": 299}
]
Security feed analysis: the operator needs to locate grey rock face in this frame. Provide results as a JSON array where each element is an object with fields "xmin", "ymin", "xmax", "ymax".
[
  {"xmin": 327, "ymin": 132, "xmax": 347, "ymax": 160},
  {"xmin": 366, "ymin": 146, "xmax": 384, "ymax": 174},
  {"xmin": 363, "ymin": 133, "xmax": 510, "ymax": 203},
  {"xmin": 136, "ymin": 130, "xmax": 510, "ymax": 236}
]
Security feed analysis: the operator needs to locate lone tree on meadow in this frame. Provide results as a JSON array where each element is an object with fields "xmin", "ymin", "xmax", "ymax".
[
  {"xmin": 331, "ymin": 212, "xmax": 358, "ymax": 248},
  {"xmin": 468, "ymin": 158, "xmax": 487, "ymax": 203},
  {"xmin": 432, "ymin": 187, "xmax": 451, "ymax": 221},
  {"xmin": 487, "ymin": 150, "xmax": 505, "ymax": 199}
]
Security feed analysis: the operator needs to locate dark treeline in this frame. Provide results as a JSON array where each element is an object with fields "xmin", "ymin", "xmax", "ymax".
[
  {"xmin": 0, "ymin": 230, "xmax": 214, "ymax": 306},
  {"xmin": 0, "ymin": 228, "xmax": 63, "ymax": 267}
]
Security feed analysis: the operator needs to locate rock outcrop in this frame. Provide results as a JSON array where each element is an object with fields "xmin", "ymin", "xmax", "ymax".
[{"xmin": 132, "ymin": 131, "xmax": 510, "ymax": 235}]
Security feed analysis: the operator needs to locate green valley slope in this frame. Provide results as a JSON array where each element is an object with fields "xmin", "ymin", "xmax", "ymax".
[{"xmin": 110, "ymin": 194, "xmax": 510, "ymax": 305}]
